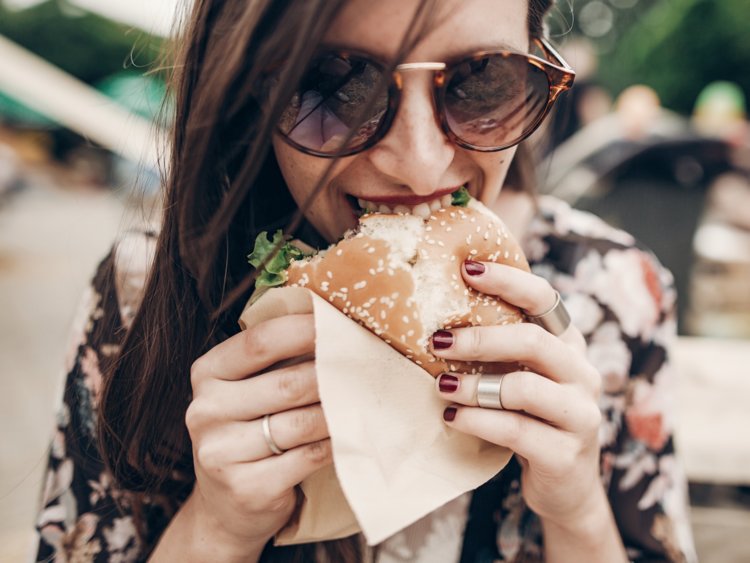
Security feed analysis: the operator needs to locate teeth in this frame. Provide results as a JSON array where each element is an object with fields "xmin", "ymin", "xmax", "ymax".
[
  {"xmin": 356, "ymin": 188, "xmax": 465, "ymax": 217},
  {"xmin": 413, "ymin": 203, "xmax": 432, "ymax": 219}
]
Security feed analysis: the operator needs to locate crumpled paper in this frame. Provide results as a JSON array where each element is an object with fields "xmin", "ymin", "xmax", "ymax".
[{"xmin": 240, "ymin": 286, "xmax": 512, "ymax": 546}]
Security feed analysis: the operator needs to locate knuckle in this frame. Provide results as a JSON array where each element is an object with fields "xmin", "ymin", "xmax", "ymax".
[
  {"xmin": 519, "ymin": 324, "xmax": 548, "ymax": 357},
  {"xmin": 194, "ymin": 442, "xmax": 220, "ymax": 472},
  {"xmin": 467, "ymin": 328, "xmax": 484, "ymax": 358},
  {"xmin": 503, "ymin": 414, "xmax": 523, "ymax": 448},
  {"xmin": 290, "ymin": 408, "xmax": 320, "ymax": 441},
  {"xmin": 184, "ymin": 400, "xmax": 206, "ymax": 433},
  {"xmin": 276, "ymin": 369, "xmax": 308, "ymax": 404},
  {"xmin": 190, "ymin": 355, "xmax": 211, "ymax": 388},
  {"xmin": 302, "ymin": 439, "xmax": 331, "ymax": 464},
  {"xmin": 512, "ymin": 373, "xmax": 532, "ymax": 406},
  {"xmin": 243, "ymin": 325, "xmax": 272, "ymax": 362}
]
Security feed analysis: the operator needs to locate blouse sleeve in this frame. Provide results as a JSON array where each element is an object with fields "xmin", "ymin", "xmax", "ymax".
[
  {"xmin": 33, "ymin": 233, "xmax": 166, "ymax": 563},
  {"xmin": 570, "ymin": 243, "xmax": 698, "ymax": 563}
]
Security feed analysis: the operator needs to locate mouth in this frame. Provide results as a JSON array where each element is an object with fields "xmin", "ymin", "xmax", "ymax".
[{"xmin": 346, "ymin": 185, "xmax": 470, "ymax": 220}]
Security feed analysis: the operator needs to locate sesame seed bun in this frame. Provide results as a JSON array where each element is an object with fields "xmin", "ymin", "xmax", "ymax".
[{"xmin": 285, "ymin": 199, "xmax": 529, "ymax": 377}]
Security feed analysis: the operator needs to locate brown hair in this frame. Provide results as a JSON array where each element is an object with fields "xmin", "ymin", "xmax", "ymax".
[{"xmin": 98, "ymin": 1, "xmax": 555, "ymax": 560}]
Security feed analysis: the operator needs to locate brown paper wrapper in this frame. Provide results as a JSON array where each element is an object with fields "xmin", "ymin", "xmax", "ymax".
[{"xmin": 240, "ymin": 286, "xmax": 512, "ymax": 546}]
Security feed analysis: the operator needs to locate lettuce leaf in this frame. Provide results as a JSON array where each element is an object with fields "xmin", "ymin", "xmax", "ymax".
[
  {"xmin": 247, "ymin": 230, "xmax": 309, "ymax": 289},
  {"xmin": 451, "ymin": 186, "xmax": 471, "ymax": 207}
]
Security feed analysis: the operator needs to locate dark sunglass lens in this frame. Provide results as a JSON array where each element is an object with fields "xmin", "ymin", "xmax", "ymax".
[
  {"xmin": 278, "ymin": 53, "xmax": 388, "ymax": 154},
  {"xmin": 444, "ymin": 53, "xmax": 550, "ymax": 148}
]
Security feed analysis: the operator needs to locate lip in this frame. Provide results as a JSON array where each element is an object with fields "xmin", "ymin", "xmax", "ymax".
[{"xmin": 351, "ymin": 186, "xmax": 463, "ymax": 206}]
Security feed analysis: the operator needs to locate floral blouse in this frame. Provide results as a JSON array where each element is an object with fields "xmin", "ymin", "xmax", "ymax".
[{"xmin": 34, "ymin": 196, "xmax": 697, "ymax": 562}]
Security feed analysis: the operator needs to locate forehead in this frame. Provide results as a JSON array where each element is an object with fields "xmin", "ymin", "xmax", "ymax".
[{"xmin": 324, "ymin": 0, "xmax": 530, "ymax": 61}]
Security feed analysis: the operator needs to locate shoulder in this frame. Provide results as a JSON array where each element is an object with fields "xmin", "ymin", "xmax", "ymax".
[
  {"xmin": 111, "ymin": 229, "xmax": 158, "ymax": 330},
  {"xmin": 523, "ymin": 195, "xmax": 676, "ymax": 342}
]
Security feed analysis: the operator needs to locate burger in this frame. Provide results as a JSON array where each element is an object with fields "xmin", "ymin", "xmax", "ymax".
[{"xmin": 248, "ymin": 187, "xmax": 529, "ymax": 377}]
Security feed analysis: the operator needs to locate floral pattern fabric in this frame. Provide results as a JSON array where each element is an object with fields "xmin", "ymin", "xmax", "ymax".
[{"xmin": 33, "ymin": 197, "xmax": 697, "ymax": 562}]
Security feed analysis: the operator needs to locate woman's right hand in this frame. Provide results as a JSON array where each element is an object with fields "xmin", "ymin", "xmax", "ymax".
[{"xmin": 185, "ymin": 313, "xmax": 331, "ymax": 552}]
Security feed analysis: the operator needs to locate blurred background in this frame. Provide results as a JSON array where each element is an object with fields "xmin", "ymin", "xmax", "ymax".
[{"xmin": 0, "ymin": 0, "xmax": 748, "ymax": 560}]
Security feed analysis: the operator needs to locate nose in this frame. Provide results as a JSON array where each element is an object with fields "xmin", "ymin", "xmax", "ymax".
[{"xmin": 366, "ymin": 72, "xmax": 456, "ymax": 196}]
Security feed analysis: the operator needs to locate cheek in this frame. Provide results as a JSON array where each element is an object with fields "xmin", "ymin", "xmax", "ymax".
[
  {"xmin": 473, "ymin": 146, "xmax": 517, "ymax": 196},
  {"xmin": 272, "ymin": 135, "xmax": 323, "ymax": 207}
]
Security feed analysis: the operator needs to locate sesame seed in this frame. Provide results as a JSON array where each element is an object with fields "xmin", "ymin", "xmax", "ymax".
[
  {"xmin": 407, "ymin": 330, "xmax": 415, "ymax": 337},
  {"xmin": 336, "ymin": 249, "xmax": 343, "ymax": 256},
  {"xmin": 326, "ymin": 271, "xmax": 333, "ymax": 279},
  {"xmin": 368, "ymin": 247, "xmax": 376, "ymax": 254},
  {"xmin": 402, "ymin": 316, "xmax": 409, "ymax": 323},
  {"xmin": 354, "ymin": 281, "xmax": 367, "ymax": 290}
]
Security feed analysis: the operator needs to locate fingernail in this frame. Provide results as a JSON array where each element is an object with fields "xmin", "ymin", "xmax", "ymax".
[
  {"xmin": 438, "ymin": 373, "xmax": 459, "ymax": 393},
  {"xmin": 432, "ymin": 330, "xmax": 454, "ymax": 350},
  {"xmin": 443, "ymin": 406, "xmax": 457, "ymax": 422},
  {"xmin": 464, "ymin": 260, "xmax": 486, "ymax": 276}
]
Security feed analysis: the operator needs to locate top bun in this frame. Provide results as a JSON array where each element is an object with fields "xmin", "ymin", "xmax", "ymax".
[{"xmin": 286, "ymin": 199, "xmax": 530, "ymax": 377}]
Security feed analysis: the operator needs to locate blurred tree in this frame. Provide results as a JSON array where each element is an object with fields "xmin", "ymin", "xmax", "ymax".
[
  {"xmin": 549, "ymin": 0, "xmax": 750, "ymax": 115},
  {"xmin": 0, "ymin": 0, "xmax": 165, "ymax": 86},
  {"xmin": 597, "ymin": 0, "xmax": 750, "ymax": 114}
]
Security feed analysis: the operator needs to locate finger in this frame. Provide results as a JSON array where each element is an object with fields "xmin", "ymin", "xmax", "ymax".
[
  {"xmin": 191, "ymin": 314, "xmax": 315, "ymax": 386},
  {"xmin": 462, "ymin": 261, "xmax": 581, "ymax": 347},
  {"xmin": 215, "ymin": 361, "xmax": 319, "ymax": 422},
  {"xmin": 442, "ymin": 406, "xmax": 570, "ymax": 474},
  {"xmin": 200, "ymin": 404, "xmax": 329, "ymax": 463},
  {"xmin": 431, "ymin": 323, "xmax": 599, "ymax": 389},
  {"xmin": 436, "ymin": 371, "xmax": 601, "ymax": 431},
  {"xmin": 223, "ymin": 439, "xmax": 334, "ymax": 506},
  {"xmin": 462, "ymin": 261, "xmax": 555, "ymax": 316}
]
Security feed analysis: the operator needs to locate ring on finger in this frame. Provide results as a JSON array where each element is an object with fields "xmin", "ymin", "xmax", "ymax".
[
  {"xmin": 477, "ymin": 373, "xmax": 506, "ymax": 410},
  {"xmin": 262, "ymin": 414, "xmax": 285, "ymax": 455},
  {"xmin": 525, "ymin": 291, "xmax": 571, "ymax": 336}
]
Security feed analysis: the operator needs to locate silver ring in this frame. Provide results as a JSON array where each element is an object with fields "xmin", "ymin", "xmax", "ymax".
[
  {"xmin": 262, "ymin": 414, "xmax": 285, "ymax": 455},
  {"xmin": 526, "ymin": 291, "xmax": 571, "ymax": 336},
  {"xmin": 477, "ymin": 374, "xmax": 506, "ymax": 410}
]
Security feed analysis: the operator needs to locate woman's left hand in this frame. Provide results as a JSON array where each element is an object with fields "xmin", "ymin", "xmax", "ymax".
[{"xmin": 431, "ymin": 260, "xmax": 605, "ymax": 530}]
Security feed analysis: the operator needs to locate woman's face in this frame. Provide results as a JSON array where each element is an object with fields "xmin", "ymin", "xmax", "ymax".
[{"xmin": 272, "ymin": 0, "xmax": 529, "ymax": 242}]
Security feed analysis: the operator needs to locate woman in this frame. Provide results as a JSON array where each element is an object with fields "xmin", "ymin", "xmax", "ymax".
[{"xmin": 34, "ymin": 0, "xmax": 697, "ymax": 561}]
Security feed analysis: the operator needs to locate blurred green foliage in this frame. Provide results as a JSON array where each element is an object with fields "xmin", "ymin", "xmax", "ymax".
[
  {"xmin": 598, "ymin": 0, "xmax": 750, "ymax": 114},
  {"xmin": 554, "ymin": 0, "xmax": 750, "ymax": 115},
  {"xmin": 0, "ymin": 0, "xmax": 165, "ymax": 86}
]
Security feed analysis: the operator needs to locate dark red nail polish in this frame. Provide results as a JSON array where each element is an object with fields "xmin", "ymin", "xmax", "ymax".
[
  {"xmin": 438, "ymin": 373, "xmax": 459, "ymax": 393},
  {"xmin": 464, "ymin": 260, "xmax": 486, "ymax": 276},
  {"xmin": 432, "ymin": 330, "xmax": 454, "ymax": 350},
  {"xmin": 443, "ymin": 406, "xmax": 457, "ymax": 422}
]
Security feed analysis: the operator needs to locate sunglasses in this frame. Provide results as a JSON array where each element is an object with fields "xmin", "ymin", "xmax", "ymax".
[{"xmin": 276, "ymin": 38, "xmax": 575, "ymax": 158}]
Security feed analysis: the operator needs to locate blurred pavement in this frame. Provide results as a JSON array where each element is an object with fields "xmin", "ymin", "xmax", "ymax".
[{"xmin": 0, "ymin": 174, "xmax": 124, "ymax": 561}]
